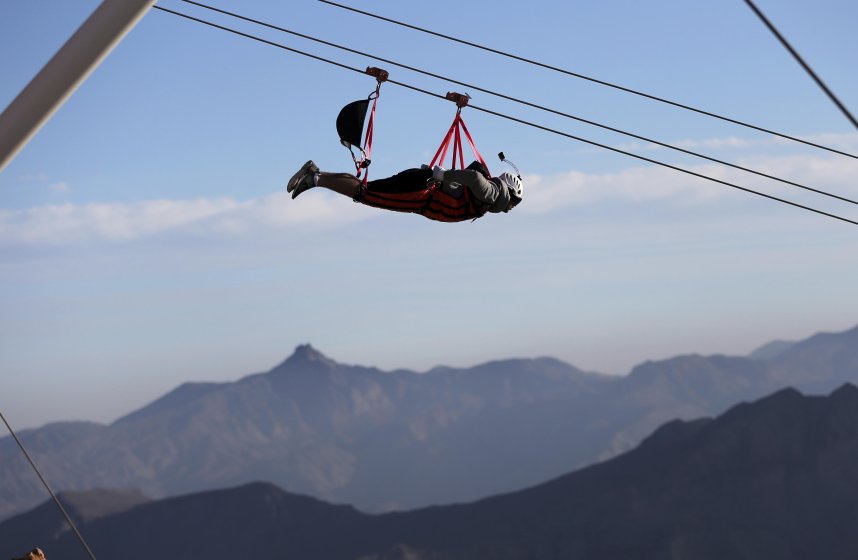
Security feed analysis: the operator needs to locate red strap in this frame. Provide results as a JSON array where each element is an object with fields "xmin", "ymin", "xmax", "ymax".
[
  {"xmin": 458, "ymin": 117, "xmax": 489, "ymax": 173},
  {"xmin": 428, "ymin": 112, "xmax": 491, "ymax": 175},
  {"xmin": 430, "ymin": 119, "xmax": 457, "ymax": 168},
  {"xmin": 357, "ymin": 93, "xmax": 379, "ymax": 185},
  {"xmin": 455, "ymin": 116, "xmax": 465, "ymax": 169}
]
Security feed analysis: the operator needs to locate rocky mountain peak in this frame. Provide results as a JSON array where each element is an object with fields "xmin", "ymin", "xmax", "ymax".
[
  {"xmin": 830, "ymin": 382, "xmax": 858, "ymax": 402},
  {"xmin": 275, "ymin": 344, "xmax": 338, "ymax": 371}
]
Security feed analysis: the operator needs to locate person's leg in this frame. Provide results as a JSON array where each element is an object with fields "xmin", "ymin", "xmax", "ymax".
[
  {"xmin": 292, "ymin": 167, "xmax": 430, "ymax": 200},
  {"xmin": 314, "ymin": 168, "xmax": 430, "ymax": 197},
  {"xmin": 290, "ymin": 167, "xmax": 360, "ymax": 200},
  {"xmin": 364, "ymin": 168, "xmax": 432, "ymax": 193},
  {"xmin": 316, "ymin": 172, "xmax": 361, "ymax": 197}
]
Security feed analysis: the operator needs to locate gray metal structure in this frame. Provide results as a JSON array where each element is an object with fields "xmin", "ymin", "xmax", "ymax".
[{"xmin": 0, "ymin": 0, "xmax": 156, "ymax": 173}]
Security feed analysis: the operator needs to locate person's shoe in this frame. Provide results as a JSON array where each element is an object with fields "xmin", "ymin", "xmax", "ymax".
[
  {"xmin": 291, "ymin": 176, "xmax": 316, "ymax": 199},
  {"xmin": 287, "ymin": 160, "xmax": 319, "ymax": 193}
]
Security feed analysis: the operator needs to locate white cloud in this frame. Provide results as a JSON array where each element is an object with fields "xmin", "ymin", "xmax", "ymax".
[
  {"xmin": 615, "ymin": 136, "xmax": 762, "ymax": 153},
  {"xmin": 16, "ymin": 172, "xmax": 49, "ymax": 182},
  {"xmin": 2, "ymin": 150, "xmax": 856, "ymax": 246},
  {"xmin": 613, "ymin": 132, "xmax": 858, "ymax": 154},
  {"xmin": 0, "ymin": 191, "xmax": 375, "ymax": 246},
  {"xmin": 520, "ymin": 152, "xmax": 858, "ymax": 214},
  {"xmin": 774, "ymin": 132, "xmax": 858, "ymax": 151},
  {"xmin": 49, "ymin": 182, "xmax": 70, "ymax": 193}
]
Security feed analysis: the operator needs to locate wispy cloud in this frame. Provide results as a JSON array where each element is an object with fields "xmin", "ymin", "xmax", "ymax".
[
  {"xmin": 520, "ymin": 152, "xmax": 858, "ymax": 214},
  {"xmin": 0, "ymin": 192, "xmax": 375, "ymax": 246},
  {"xmin": 2, "ymin": 150, "xmax": 856, "ymax": 246},
  {"xmin": 16, "ymin": 172, "xmax": 49, "ymax": 182},
  {"xmin": 12, "ymin": 173, "xmax": 74, "ymax": 193},
  {"xmin": 614, "ymin": 132, "xmax": 858, "ymax": 154}
]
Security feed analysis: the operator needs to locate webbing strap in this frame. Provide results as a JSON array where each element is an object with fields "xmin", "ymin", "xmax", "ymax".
[
  {"xmin": 458, "ymin": 117, "xmax": 488, "ymax": 171},
  {"xmin": 357, "ymin": 86, "xmax": 380, "ymax": 185},
  {"xmin": 429, "ymin": 118, "xmax": 456, "ymax": 168},
  {"xmin": 428, "ymin": 112, "xmax": 490, "ymax": 174}
]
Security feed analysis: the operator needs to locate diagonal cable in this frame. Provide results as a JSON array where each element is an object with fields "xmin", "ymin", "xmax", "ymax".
[
  {"xmin": 175, "ymin": 0, "xmax": 858, "ymax": 207},
  {"xmin": 1, "ymin": 410, "xmax": 97, "ymax": 560},
  {"xmin": 743, "ymin": 0, "xmax": 858, "ymax": 131},
  {"xmin": 151, "ymin": 5, "xmax": 858, "ymax": 227},
  {"xmin": 469, "ymin": 102, "xmax": 858, "ymax": 227},
  {"xmin": 317, "ymin": 0, "xmax": 858, "ymax": 160}
]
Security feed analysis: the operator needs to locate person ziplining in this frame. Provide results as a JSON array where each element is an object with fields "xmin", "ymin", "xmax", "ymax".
[{"xmin": 287, "ymin": 68, "xmax": 524, "ymax": 222}]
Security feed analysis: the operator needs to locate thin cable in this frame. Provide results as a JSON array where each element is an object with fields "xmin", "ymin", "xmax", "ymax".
[
  {"xmin": 469, "ymin": 103, "xmax": 858, "ymax": 227},
  {"xmin": 155, "ymin": 6, "xmax": 447, "ymax": 100},
  {"xmin": 154, "ymin": 6, "xmax": 366, "ymax": 77},
  {"xmin": 152, "ymin": 6, "xmax": 858, "ymax": 227},
  {"xmin": 1, "ymin": 410, "xmax": 97, "ymax": 560},
  {"xmin": 743, "ymin": 0, "xmax": 858, "ymax": 131},
  {"xmin": 317, "ymin": 0, "xmax": 858, "ymax": 160},
  {"xmin": 176, "ymin": 0, "xmax": 858, "ymax": 207}
]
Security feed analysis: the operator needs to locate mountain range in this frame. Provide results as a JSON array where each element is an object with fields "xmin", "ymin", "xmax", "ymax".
[
  {"xmin": 8, "ymin": 384, "xmax": 858, "ymax": 559},
  {"xmin": 1, "ymin": 324, "xmax": 857, "ymax": 521}
]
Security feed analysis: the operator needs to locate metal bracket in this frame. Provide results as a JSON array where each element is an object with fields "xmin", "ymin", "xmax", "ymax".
[
  {"xmin": 365, "ymin": 66, "xmax": 389, "ymax": 83},
  {"xmin": 445, "ymin": 91, "xmax": 471, "ymax": 108}
]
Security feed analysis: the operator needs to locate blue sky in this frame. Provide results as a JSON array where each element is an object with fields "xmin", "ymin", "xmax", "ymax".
[{"xmin": 1, "ymin": 0, "xmax": 857, "ymax": 429}]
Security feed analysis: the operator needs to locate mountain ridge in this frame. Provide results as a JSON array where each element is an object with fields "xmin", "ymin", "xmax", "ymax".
[
  {"xmin": 16, "ymin": 383, "xmax": 858, "ymax": 559},
  {"xmin": 2, "ymin": 325, "xmax": 858, "ymax": 522}
]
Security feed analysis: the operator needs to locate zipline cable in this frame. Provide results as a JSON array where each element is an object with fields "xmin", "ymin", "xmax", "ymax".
[
  {"xmin": 151, "ymin": 5, "xmax": 858, "ymax": 227},
  {"xmin": 743, "ymin": 0, "xmax": 858, "ymax": 131},
  {"xmin": 317, "ymin": 0, "xmax": 858, "ymax": 160},
  {"xmin": 469, "ymin": 102, "xmax": 858, "ymax": 227},
  {"xmin": 1, "ymin": 410, "xmax": 97, "ymax": 560},
  {"xmin": 175, "ymin": 0, "xmax": 858, "ymax": 207}
]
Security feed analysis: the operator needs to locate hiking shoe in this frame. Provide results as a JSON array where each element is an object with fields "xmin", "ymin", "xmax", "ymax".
[
  {"xmin": 291, "ymin": 176, "xmax": 316, "ymax": 199},
  {"xmin": 287, "ymin": 160, "xmax": 319, "ymax": 193}
]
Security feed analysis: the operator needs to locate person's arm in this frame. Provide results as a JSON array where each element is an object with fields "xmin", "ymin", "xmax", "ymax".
[{"xmin": 442, "ymin": 169, "xmax": 511, "ymax": 212}]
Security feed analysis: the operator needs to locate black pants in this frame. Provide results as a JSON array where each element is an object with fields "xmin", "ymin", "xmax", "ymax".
[
  {"xmin": 366, "ymin": 168, "xmax": 432, "ymax": 194},
  {"xmin": 366, "ymin": 161, "xmax": 490, "ymax": 194}
]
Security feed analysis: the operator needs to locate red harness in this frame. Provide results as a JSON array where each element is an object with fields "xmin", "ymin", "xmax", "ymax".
[
  {"xmin": 357, "ymin": 182, "xmax": 488, "ymax": 222},
  {"xmin": 353, "ymin": 91, "xmax": 493, "ymax": 222}
]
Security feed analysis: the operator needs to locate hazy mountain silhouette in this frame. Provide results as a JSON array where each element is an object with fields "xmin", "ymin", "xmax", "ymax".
[
  {"xmin": 0, "ymin": 344, "xmax": 607, "ymax": 520},
  {"xmin": 767, "ymin": 325, "xmax": 858, "ymax": 392},
  {"xmin": 28, "ymin": 385, "xmax": 858, "ymax": 559},
  {"xmin": 2, "ymin": 325, "xmax": 858, "ymax": 521},
  {"xmin": 0, "ymin": 488, "xmax": 148, "ymax": 554},
  {"xmin": 747, "ymin": 339, "xmax": 795, "ymax": 361}
]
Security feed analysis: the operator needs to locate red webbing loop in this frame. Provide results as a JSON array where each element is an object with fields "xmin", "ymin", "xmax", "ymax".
[
  {"xmin": 456, "ymin": 118, "xmax": 465, "ymax": 169},
  {"xmin": 428, "ymin": 110, "xmax": 491, "ymax": 175},
  {"xmin": 430, "ymin": 119, "xmax": 457, "ymax": 168},
  {"xmin": 345, "ymin": 68, "xmax": 389, "ymax": 185},
  {"xmin": 357, "ymin": 83, "xmax": 381, "ymax": 185},
  {"xmin": 457, "ymin": 117, "xmax": 488, "ymax": 172}
]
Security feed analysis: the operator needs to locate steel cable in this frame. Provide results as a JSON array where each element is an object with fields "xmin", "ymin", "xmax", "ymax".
[
  {"xmin": 743, "ymin": 0, "xmax": 858, "ymax": 131},
  {"xmin": 1, "ymin": 410, "xmax": 97, "ymax": 560},
  {"xmin": 152, "ymin": 5, "xmax": 858, "ymax": 227},
  {"xmin": 317, "ymin": 0, "xmax": 858, "ymax": 160},
  {"xmin": 174, "ymin": 0, "xmax": 858, "ymax": 207}
]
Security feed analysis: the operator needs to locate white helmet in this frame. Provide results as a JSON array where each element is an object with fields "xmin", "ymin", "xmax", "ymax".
[{"xmin": 498, "ymin": 172, "xmax": 523, "ymax": 199}]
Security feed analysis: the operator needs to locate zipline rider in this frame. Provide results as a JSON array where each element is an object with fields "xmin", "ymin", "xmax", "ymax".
[
  {"xmin": 287, "ymin": 73, "xmax": 524, "ymax": 223},
  {"xmin": 287, "ymin": 159, "xmax": 522, "ymax": 223}
]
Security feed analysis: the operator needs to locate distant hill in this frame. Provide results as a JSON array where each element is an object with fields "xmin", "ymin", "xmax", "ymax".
[
  {"xmin": 768, "ymin": 325, "xmax": 858, "ymax": 392},
  {"xmin": 0, "ymin": 488, "xmax": 148, "ymax": 554},
  {"xmin": 747, "ymin": 339, "xmax": 795, "ymax": 361},
  {"xmin": 2, "ymin": 324, "xmax": 858, "ymax": 521},
  {"xmin": 0, "ymin": 345, "xmax": 609, "ymax": 520},
  {"xmin": 29, "ymin": 385, "xmax": 858, "ymax": 559}
]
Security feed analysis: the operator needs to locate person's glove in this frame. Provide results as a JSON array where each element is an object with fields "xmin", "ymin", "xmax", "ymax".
[{"xmin": 432, "ymin": 165, "xmax": 445, "ymax": 181}]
